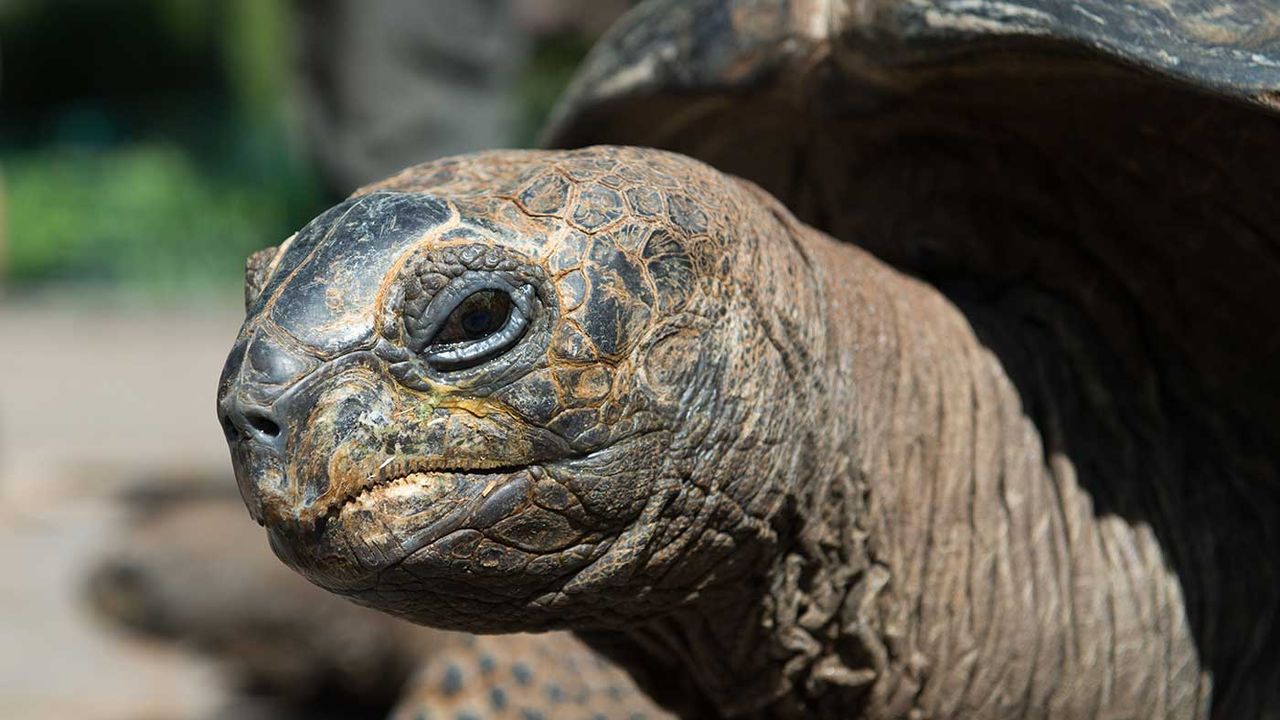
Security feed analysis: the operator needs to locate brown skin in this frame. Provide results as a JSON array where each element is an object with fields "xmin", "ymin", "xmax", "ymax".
[{"xmin": 221, "ymin": 146, "xmax": 1237, "ymax": 718}]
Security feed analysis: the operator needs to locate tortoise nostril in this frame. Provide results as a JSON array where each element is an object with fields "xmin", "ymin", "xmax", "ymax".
[
  {"xmin": 220, "ymin": 400, "xmax": 283, "ymax": 448},
  {"xmin": 245, "ymin": 411, "xmax": 281, "ymax": 439}
]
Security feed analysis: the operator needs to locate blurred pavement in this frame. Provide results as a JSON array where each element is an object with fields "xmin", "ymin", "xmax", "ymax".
[{"xmin": 0, "ymin": 295, "xmax": 245, "ymax": 719}]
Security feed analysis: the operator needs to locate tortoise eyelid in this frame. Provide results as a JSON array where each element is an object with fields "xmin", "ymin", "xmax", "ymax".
[{"xmin": 422, "ymin": 284, "xmax": 536, "ymax": 371}]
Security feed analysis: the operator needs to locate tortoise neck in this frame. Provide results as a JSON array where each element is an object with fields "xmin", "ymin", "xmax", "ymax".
[
  {"xmin": 601, "ymin": 197, "xmax": 1268, "ymax": 718},
  {"xmin": 796, "ymin": 231, "xmax": 1214, "ymax": 718}
]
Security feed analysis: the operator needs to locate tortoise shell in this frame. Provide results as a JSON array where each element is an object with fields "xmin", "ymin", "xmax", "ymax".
[{"xmin": 545, "ymin": 0, "xmax": 1280, "ymax": 438}]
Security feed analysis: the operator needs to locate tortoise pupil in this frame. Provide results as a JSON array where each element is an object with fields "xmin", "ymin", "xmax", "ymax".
[
  {"xmin": 462, "ymin": 308, "xmax": 496, "ymax": 337},
  {"xmin": 432, "ymin": 289, "xmax": 512, "ymax": 345}
]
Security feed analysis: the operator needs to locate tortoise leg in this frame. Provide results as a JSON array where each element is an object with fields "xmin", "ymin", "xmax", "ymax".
[{"xmin": 389, "ymin": 633, "xmax": 674, "ymax": 720}]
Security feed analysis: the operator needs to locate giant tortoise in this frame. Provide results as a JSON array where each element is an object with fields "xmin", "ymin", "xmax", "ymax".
[{"xmin": 216, "ymin": 1, "xmax": 1280, "ymax": 717}]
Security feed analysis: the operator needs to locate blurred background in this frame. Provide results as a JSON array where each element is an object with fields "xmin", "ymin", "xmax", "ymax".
[{"xmin": 0, "ymin": 1, "xmax": 626, "ymax": 717}]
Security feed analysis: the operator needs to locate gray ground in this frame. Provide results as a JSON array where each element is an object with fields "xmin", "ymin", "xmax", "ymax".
[{"xmin": 0, "ymin": 295, "xmax": 244, "ymax": 719}]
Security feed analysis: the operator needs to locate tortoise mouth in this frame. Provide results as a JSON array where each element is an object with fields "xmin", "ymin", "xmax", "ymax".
[
  {"xmin": 270, "ymin": 466, "xmax": 537, "ymax": 588},
  {"xmin": 271, "ymin": 430, "xmax": 668, "ymax": 590},
  {"xmin": 351, "ymin": 466, "xmax": 532, "ymax": 547},
  {"xmin": 330, "ymin": 461, "xmax": 535, "ymax": 519},
  {"xmin": 341, "ymin": 466, "xmax": 534, "ymax": 558}
]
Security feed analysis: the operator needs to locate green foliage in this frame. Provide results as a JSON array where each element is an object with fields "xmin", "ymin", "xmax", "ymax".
[
  {"xmin": 0, "ymin": 0, "xmax": 319, "ymax": 295},
  {"xmin": 222, "ymin": 0, "xmax": 290, "ymax": 121},
  {"xmin": 4, "ymin": 141, "xmax": 317, "ymax": 293},
  {"xmin": 0, "ymin": 0, "xmax": 592, "ymax": 296}
]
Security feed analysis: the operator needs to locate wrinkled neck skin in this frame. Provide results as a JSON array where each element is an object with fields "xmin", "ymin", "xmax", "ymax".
[{"xmin": 597, "ymin": 205, "xmax": 1218, "ymax": 719}]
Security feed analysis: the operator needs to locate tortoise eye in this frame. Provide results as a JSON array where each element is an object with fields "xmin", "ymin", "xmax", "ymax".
[{"xmin": 422, "ymin": 285, "xmax": 534, "ymax": 371}]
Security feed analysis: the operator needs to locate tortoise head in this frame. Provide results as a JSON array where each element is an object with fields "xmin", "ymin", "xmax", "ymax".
[{"xmin": 217, "ymin": 147, "xmax": 818, "ymax": 631}]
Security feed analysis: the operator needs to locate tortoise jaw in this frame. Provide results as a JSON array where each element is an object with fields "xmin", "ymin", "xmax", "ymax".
[
  {"xmin": 270, "ymin": 467, "xmax": 537, "ymax": 588},
  {"xmin": 322, "ymin": 459, "xmax": 539, "ymax": 526},
  {"xmin": 394, "ymin": 469, "xmax": 534, "ymax": 559},
  {"xmin": 333, "ymin": 465, "xmax": 537, "ymax": 556}
]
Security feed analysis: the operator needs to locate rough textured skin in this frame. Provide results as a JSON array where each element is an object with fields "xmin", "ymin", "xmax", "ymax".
[
  {"xmin": 217, "ymin": 139, "xmax": 1279, "ymax": 719},
  {"xmin": 88, "ymin": 489, "xmax": 669, "ymax": 719}
]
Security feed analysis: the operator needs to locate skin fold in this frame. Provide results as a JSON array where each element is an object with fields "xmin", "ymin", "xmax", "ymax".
[{"xmin": 217, "ymin": 146, "xmax": 1275, "ymax": 718}]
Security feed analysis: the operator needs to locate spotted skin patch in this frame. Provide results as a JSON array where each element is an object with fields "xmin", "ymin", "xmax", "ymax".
[{"xmin": 391, "ymin": 633, "xmax": 673, "ymax": 720}]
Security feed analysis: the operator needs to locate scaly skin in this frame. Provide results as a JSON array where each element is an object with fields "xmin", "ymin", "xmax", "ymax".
[
  {"xmin": 218, "ymin": 146, "xmax": 1259, "ymax": 718},
  {"xmin": 88, "ymin": 488, "xmax": 671, "ymax": 720},
  {"xmin": 391, "ymin": 632, "xmax": 675, "ymax": 720}
]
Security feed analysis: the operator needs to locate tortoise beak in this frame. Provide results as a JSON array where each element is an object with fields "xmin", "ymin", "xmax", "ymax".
[{"xmin": 217, "ymin": 329, "xmax": 328, "ymax": 530}]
